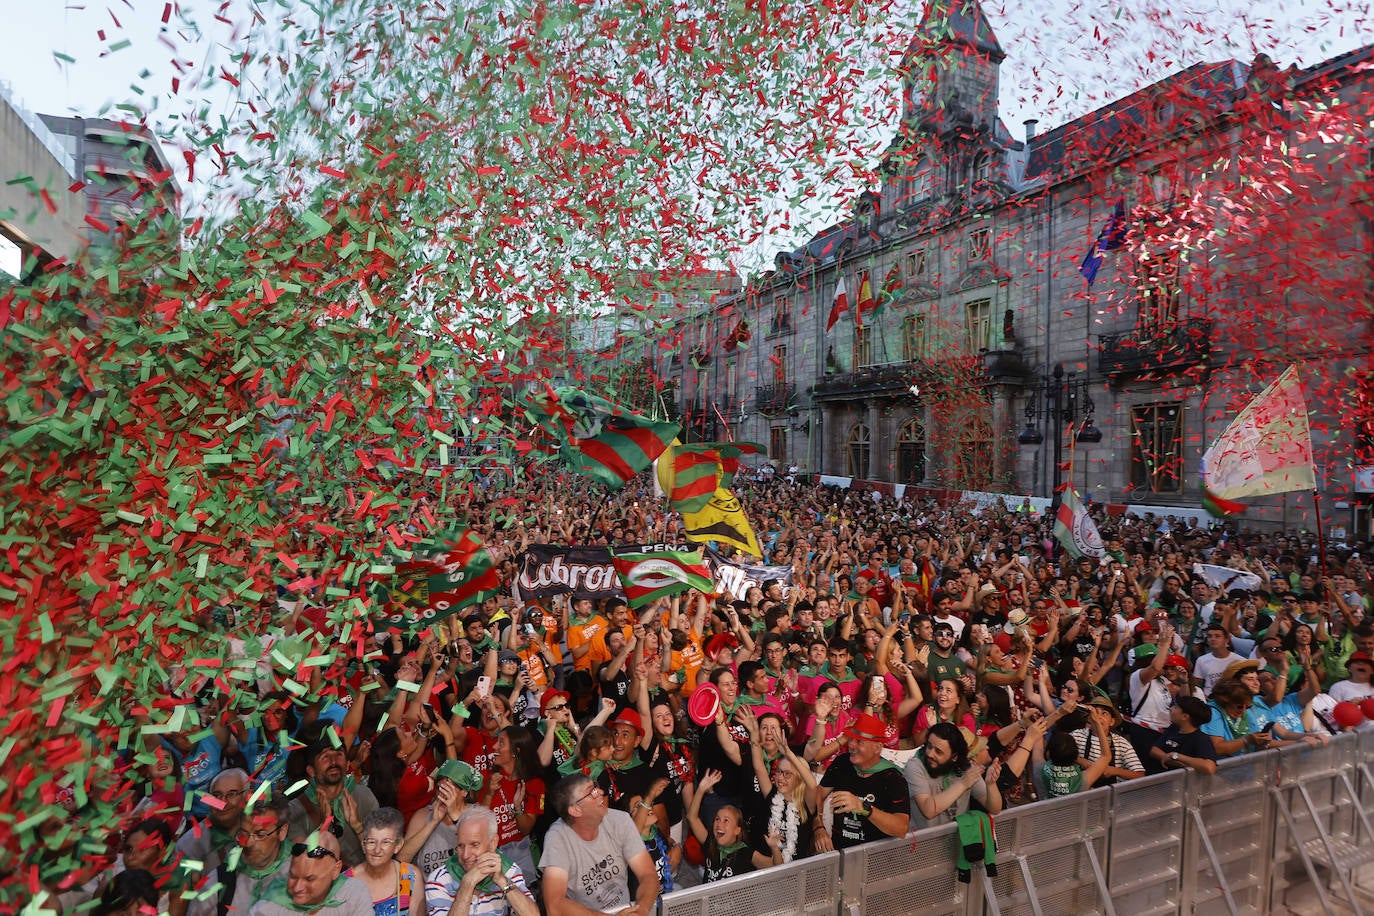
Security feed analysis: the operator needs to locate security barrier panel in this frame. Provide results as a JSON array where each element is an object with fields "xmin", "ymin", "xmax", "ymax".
[
  {"xmin": 1183, "ymin": 747, "xmax": 1276, "ymax": 915},
  {"xmin": 1106, "ymin": 770, "xmax": 1189, "ymax": 916},
  {"xmin": 979, "ymin": 785, "xmax": 1114, "ymax": 915},
  {"xmin": 839, "ymin": 824, "xmax": 967, "ymax": 916},
  {"xmin": 1271, "ymin": 737, "xmax": 1374, "ymax": 915},
  {"xmin": 653, "ymin": 733, "xmax": 1370, "ymax": 916},
  {"xmin": 1358, "ymin": 729, "xmax": 1374, "ymax": 895},
  {"xmin": 657, "ymin": 850, "xmax": 841, "ymax": 916}
]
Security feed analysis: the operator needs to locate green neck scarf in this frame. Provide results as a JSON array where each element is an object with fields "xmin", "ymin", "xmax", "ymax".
[
  {"xmin": 854, "ymin": 755, "xmax": 900, "ymax": 777},
  {"xmin": 240, "ymin": 841, "xmax": 291, "ymax": 881},
  {"xmin": 304, "ymin": 776, "xmax": 357, "ymax": 826},
  {"xmin": 715, "ymin": 840, "xmax": 749, "ymax": 858},
  {"xmin": 442, "ymin": 851, "xmax": 515, "ymax": 896},
  {"xmin": 259, "ymin": 874, "xmax": 352, "ymax": 913}
]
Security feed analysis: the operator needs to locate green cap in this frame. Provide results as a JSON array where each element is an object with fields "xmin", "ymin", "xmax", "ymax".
[{"xmin": 434, "ymin": 759, "xmax": 482, "ymax": 792}]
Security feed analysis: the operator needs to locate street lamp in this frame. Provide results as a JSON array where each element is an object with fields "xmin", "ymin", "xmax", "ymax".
[{"xmin": 1017, "ymin": 363, "xmax": 1101, "ymax": 499}]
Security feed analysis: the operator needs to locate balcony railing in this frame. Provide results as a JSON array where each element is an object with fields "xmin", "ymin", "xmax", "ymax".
[
  {"xmin": 1098, "ymin": 317, "xmax": 1212, "ymax": 377},
  {"xmin": 754, "ymin": 383, "xmax": 796, "ymax": 416},
  {"xmin": 812, "ymin": 359, "xmax": 936, "ymax": 399}
]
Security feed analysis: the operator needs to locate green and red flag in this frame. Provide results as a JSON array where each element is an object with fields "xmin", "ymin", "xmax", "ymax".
[
  {"xmin": 381, "ymin": 527, "xmax": 501, "ymax": 628},
  {"xmin": 1200, "ymin": 364, "xmax": 1316, "ymax": 517},
  {"xmin": 871, "ymin": 263, "xmax": 903, "ymax": 319},
  {"xmin": 1053, "ymin": 487, "xmax": 1105, "ymax": 559},
  {"xmin": 654, "ymin": 439, "xmax": 765, "ymax": 515},
  {"xmin": 527, "ymin": 387, "xmax": 680, "ymax": 489},
  {"xmin": 611, "ymin": 547, "xmax": 714, "ymax": 609},
  {"xmin": 1200, "ymin": 485, "xmax": 1249, "ymax": 518}
]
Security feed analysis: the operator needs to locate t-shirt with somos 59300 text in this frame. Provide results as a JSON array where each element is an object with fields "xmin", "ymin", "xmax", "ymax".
[{"xmin": 541, "ymin": 809, "xmax": 645, "ymax": 914}]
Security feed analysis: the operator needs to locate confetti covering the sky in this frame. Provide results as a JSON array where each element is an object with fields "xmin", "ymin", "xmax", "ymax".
[
  {"xmin": 0, "ymin": 0, "xmax": 1370, "ymax": 905},
  {"xmin": 0, "ymin": 0, "xmax": 917, "ymax": 899}
]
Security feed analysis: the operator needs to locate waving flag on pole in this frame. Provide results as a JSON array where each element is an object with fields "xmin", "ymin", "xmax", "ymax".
[
  {"xmin": 381, "ymin": 527, "xmax": 501, "ymax": 627},
  {"xmin": 683, "ymin": 487, "xmax": 763, "ymax": 557},
  {"xmin": 825, "ymin": 274, "xmax": 849, "ymax": 332},
  {"xmin": 1054, "ymin": 487, "xmax": 1105, "ymax": 559},
  {"xmin": 1200, "ymin": 365, "xmax": 1316, "ymax": 516},
  {"xmin": 527, "ymin": 387, "xmax": 679, "ymax": 489},
  {"xmin": 854, "ymin": 272, "xmax": 875, "ymax": 326},
  {"xmin": 655, "ymin": 439, "xmax": 766, "ymax": 515},
  {"xmin": 871, "ymin": 263, "xmax": 903, "ymax": 320},
  {"xmin": 611, "ymin": 547, "xmax": 714, "ymax": 609},
  {"xmin": 1079, "ymin": 198, "xmax": 1127, "ymax": 285}
]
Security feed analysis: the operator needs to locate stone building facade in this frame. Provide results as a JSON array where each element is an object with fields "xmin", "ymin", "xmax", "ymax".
[{"xmin": 659, "ymin": 0, "xmax": 1372, "ymax": 533}]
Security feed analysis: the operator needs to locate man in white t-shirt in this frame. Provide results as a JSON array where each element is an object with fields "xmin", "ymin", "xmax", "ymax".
[
  {"xmin": 1125, "ymin": 628, "xmax": 1176, "ymax": 771},
  {"xmin": 1192, "ymin": 622, "xmax": 1238, "ymax": 697}
]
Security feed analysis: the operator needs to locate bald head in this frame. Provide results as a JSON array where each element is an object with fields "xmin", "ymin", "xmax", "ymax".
[{"xmin": 287, "ymin": 830, "xmax": 342, "ymax": 907}]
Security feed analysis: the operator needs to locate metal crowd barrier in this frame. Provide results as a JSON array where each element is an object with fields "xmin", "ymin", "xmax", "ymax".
[
  {"xmin": 1185, "ymin": 749, "xmax": 1276, "ymax": 914},
  {"xmin": 839, "ymin": 825, "xmax": 966, "ymax": 916},
  {"xmin": 1108, "ymin": 769, "xmax": 1188, "ymax": 915},
  {"xmin": 657, "ymin": 850, "xmax": 841, "ymax": 916},
  {"xmin": 654, "ymin": 732, "xmax": 1372, "ymax": 916}
]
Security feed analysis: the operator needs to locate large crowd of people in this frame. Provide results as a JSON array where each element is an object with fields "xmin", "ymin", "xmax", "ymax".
[{"xmin": 36, "ymin": 474, "xmax": 1374, "ymax": 916}]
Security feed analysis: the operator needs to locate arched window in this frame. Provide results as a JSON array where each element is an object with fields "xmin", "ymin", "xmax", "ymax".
[
  {"xmin": 897, "ymin": 419, "xmax": 926, "ymax": 484},
  {"xmin": 847, "ymin": 422, "xmax": 871, "ymax": 478},
  {"xmin": 972, "ymin": 152, "xmax": 993, "ymax": 185},
  {"xmin": 952, "ymin": 415, "xmax": 993, "ymax": 489}
]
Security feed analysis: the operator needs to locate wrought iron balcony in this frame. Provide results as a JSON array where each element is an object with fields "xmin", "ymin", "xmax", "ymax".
[
  {"xmin": 812, "ymin": 359, "xmax": 936, "ymax": 400},
  {"xmin": 754, "ymin": 383, "xmax": 796, "ymax": 416},
  {"xmin": 1098, "ymin": 318, "xmax": 1212, "ymax": 377}
]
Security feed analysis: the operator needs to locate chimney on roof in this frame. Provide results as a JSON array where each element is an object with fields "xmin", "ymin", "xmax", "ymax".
[{"xmin": 1023, "ymin": 119, "xmax": 1038, "ymax": 142}]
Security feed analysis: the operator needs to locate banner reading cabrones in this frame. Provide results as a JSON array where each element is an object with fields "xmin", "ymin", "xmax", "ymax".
[
  {"xmin": 513, "ymin": 543, "xmax": 691, "ymax": 602},
  {"xmin": 512, "ymin": 543, "xmax": 793, "ymax": 605}
]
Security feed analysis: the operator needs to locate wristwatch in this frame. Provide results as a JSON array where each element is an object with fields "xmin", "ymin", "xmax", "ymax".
[
  {"xmin": 860, "ymin": 799, "xmax": 873, "ymax": 817},
  {"xmin": 1170, "ymin": 752, "xmax": 1179, "ymax": 764}
]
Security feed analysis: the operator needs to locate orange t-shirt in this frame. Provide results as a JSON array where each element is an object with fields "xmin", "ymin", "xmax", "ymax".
[{"xmin": 568, "ymin": 614, "xmax": 609, "ymax": 672}]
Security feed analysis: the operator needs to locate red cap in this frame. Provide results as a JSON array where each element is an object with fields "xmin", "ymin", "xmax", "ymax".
[
  {"xmin": 1347, "ymin": 651, "xmax": 1374, "ymax": 667},
  {"xmin": 1135, "ymin": 621, "xmax": 1155, "ymax": 635},
  {"xmin": 706, "ymin": 633, "xmax": 739, "ymax": 659},
  {"xmin": 992, "ymin": 632, "xmax": 1013, "ymax": 654},
  {"xmin": 844, "ymin": 712, "xmax": 889, "ymax": 744},
  {"xmin": 1164, "ymin": 654, "xmax": 1189, "ymax": 669},
  {"xmin": 611, "ymin": 708, "xmax": 645, "ymax": 738},
  {"xmin": 540, "ymin": 689, "xmax": 571, "ymax": 715}
]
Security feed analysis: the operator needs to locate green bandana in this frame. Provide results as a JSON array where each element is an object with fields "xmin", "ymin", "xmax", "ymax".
[
  {"xmin": 557, "ymin": 757, "xmax": 607, "ymax": 780},
  {"xmin": 854, "ymin": 756, "xmax": 901, "ymax": 777},
  {"xmin": 715, "ymin": 840, "xmax": 749, "ymax": 858},
  {"xmin": 441, "ymin": 851, "xmax": 516, "ymax": 897},
  {"xmin": 240, "ymin": 842, "xmax": 291, "ymax": 881},
  {"xmin": 304, "ymin": 776, "xmax": 358, "ymax": 827},
  {"xmin": 259, "ymin": 874, "xmax": 351, "ymax": 913}
]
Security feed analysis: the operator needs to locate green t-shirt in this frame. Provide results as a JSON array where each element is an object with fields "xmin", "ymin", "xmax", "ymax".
[
  {"xmin": 928, "ymin": 651, "xmax": 967, "ymax": 684},
  {"xmin": 1042, "ymin": 763, "xmax": 1083, "ymax": 798}
]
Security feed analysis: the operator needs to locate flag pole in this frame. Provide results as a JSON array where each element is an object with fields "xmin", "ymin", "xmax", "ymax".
[{"xmin": 1312, "ymin": 490, "xmax": 1328, "ymax": 574}]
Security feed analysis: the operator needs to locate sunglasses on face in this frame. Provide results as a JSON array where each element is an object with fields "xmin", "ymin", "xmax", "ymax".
[{"xmin": 291, "ymin": 843, "xmax": 340, "ymax": 860}]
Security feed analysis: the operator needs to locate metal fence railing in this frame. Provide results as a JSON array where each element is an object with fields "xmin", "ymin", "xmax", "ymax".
[{"xmin": 654, "ymin": 731, "xmax": 1374, "ymax": 916}]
